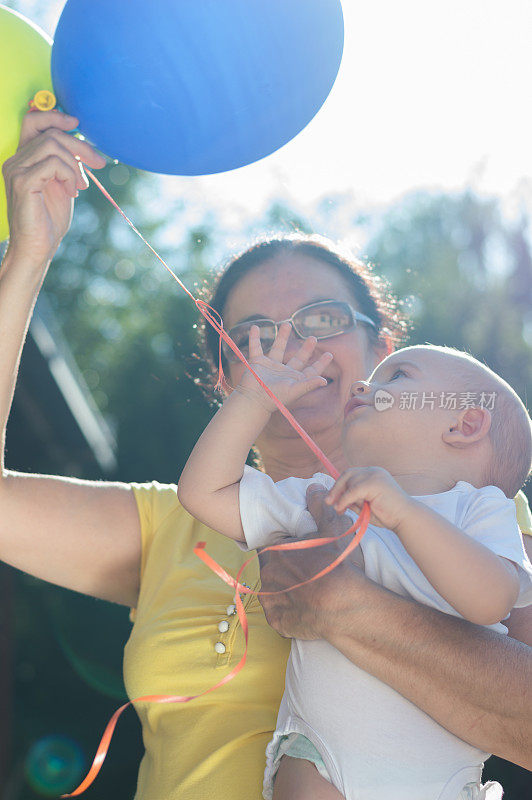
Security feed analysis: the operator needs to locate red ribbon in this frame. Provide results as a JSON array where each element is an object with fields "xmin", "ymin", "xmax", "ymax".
[{"xmin": 60, "ymin": 170, "xmax": 370, "ymax": 797}]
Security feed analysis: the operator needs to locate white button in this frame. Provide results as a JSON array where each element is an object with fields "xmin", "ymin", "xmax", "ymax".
[
  {"xmin": 214, "ymin": 641, "xmax": 226, "ymax": 654},
  {"xmin": 226, "ymin": 604, "xmax": 236, "ymax": 616},
  {"xmin": 218, "ymin": 620, "xmax": 229, "ymax": 633}
]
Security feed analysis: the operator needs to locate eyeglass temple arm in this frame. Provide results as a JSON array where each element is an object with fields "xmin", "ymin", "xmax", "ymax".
[{"xmin": 353, "ymin": 310, "xmax": 376, "ymax": 328}]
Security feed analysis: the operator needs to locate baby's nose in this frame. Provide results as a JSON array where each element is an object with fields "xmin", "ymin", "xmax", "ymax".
[{"xmin": 350, "ymin": 380, "xmax": 372, "ymax": 396}]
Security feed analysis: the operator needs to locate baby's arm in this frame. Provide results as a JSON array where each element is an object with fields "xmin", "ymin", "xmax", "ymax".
[
  {"xmin": 178, "ymin": 324, "xmax": 332, "ymax": 542},
  {"xmin": 328, "ymin": 467, "xmax": 521, "ymax": 626},
  {"xmin": 178, "ymin": 388, "xmax": 270, "ymax": 541},
  {"xmin": 393, "ymin": 499, "xmax": 520, "ymax": 626}
]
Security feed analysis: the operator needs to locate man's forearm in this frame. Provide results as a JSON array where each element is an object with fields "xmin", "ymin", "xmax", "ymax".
[{"xmin": 327, "ymin": 574, "xmax": 532, "ymax": 769}]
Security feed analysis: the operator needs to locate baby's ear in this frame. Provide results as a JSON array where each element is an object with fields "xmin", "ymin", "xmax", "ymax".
[{"xmin": 442, "ymin": 406, "xmax": 492, "ymax": 448}]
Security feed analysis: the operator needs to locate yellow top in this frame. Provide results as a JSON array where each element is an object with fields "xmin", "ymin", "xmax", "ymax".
[
  {"xmin": 124, "ymin": 483, "xmax": 532, "ymax": 800},
  {"xmin": 124, "ymin": 481, "xmax": 290, "ymax": 800},
  {"xmin": 516, "ymin": 490, "xmax": 532, "ymax": 537}
]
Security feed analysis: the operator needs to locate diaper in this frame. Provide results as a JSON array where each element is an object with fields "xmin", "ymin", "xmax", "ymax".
[
  {"xmin": 262, "ymin": 732, "xmax": 332, "ymax": 800},
  {"xmin": 262, "ymin": 730, "xmax": 504, "ymax": 800}
]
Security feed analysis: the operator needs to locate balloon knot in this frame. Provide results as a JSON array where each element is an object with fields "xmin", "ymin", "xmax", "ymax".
[{"xmin": 29, "ymin": 89, "xmax": 57, "ymax": 111}]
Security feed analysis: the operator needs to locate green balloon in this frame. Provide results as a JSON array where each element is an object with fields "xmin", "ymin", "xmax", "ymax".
[{"xmin": 0, "ymin": 4, "xmax": 53, "ymax": 242}]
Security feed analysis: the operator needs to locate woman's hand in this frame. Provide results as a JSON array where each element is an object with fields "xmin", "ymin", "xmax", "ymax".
[
  {"xmin": 2, "ymin": 110, "xmax": 106, "ymax": 269},
  {"xmin": 326, "ymin": 466, "xmax": 414, "ymax": 530},
  {"xmin": 235, "ymin": 323, "xmax": 333, "ymax": 412},
  {"xmin": 258, "ymin": 483, "xmax": 366, "ymax": 640}
]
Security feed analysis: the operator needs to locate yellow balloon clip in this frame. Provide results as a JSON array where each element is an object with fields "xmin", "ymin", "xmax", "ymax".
[{"xmin": 30, "ymin": 89, "xmax": 56, "ymax": 111}]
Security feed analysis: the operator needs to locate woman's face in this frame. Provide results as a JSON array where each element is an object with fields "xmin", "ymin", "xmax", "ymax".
[{"xmin": 223, "ymin": 252, "xmax": 384, "ymax": 437}]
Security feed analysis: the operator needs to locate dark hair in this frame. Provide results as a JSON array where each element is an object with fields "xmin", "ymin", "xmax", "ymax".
[{"xmin": 200, "ymin": 233, "xmax": 408, "ymax": 383}]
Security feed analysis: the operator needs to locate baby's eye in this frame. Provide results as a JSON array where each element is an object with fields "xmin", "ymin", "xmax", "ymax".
[{"xmin": 390, "ymin": 369, "xmax": 406, "ymax": 380}]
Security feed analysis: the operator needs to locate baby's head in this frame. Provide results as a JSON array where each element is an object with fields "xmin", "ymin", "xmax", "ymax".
[{"xmin": 342, "ymin": 345, "xmax": 532, "ymax": 497}]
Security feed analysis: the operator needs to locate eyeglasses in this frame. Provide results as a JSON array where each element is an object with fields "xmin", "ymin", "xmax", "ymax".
[{"xmin": 222, "ymin": 300, "xmax": 376, "ymax": 362}]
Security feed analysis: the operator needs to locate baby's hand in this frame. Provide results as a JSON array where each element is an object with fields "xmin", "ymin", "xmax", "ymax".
[
  {"xmin": 326, "ymin": 467, "xmax": 414, "ymax": 531},
  {"xmin": 236, "ymin": 323, "xmax": 333, "ymax": 411}
]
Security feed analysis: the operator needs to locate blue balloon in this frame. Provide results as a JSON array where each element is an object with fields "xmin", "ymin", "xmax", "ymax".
[{"xmin": 51, "ymin": 0, "xmax": 344, "ymax": 175}]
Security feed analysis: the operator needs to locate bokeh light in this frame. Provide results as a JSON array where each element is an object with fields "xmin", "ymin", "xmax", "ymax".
[{"xmin": 24, "ymin": 735, "xmax": 85, "ymax": 796}]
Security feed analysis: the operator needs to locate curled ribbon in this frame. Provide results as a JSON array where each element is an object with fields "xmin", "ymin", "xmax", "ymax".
[
  {"xmin": 62, "ymin": 507, "xmax": 369, "ymax": 796},
  {"xmin": 60, "ymin": 170, "xmax": 370, "ymax": 797}
]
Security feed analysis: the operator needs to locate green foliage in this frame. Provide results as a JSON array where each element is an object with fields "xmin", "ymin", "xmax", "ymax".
[
  {"xmin": 44, "ymin": 163, "xmax": 216, "ymax": 482},
  {"xmin": 366, "ymin": 190, "xmax": 532, "ymax": 405}
]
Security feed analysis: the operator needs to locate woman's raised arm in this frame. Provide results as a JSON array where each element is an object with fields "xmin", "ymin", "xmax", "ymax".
[
  {"xmin": 0, "ymin": 111, "xmax": 141, "ymax": 607},
  {"xmin": 258, "ymin": 485, "xmax": 532, "ymax": 769}
]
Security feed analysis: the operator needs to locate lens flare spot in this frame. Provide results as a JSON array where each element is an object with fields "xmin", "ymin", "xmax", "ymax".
[{"xmin": 24, "ymin": 736, "xmax": 85, "ymax": 796}]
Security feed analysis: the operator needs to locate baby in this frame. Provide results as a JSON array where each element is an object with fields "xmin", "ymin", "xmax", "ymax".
[{"xmin": 178, "ymin": 324, "xmax": 532, "ymax": 800}]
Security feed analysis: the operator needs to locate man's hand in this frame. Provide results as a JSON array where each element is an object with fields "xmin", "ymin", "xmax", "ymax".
[{"xmin": 258, "ymin": 483, "xmax": 366, "ymax": 640}]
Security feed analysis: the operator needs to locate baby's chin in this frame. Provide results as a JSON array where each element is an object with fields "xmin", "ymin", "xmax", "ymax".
[
  {"xmin": 342, "ymin": 427, "xmax": 401, "ymax": 473},
  {"xmin": 341, "ymin": 424, "xmax": 376, "ymax": 462}
]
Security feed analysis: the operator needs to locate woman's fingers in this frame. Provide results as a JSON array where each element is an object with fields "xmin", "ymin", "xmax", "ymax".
[
  {"xmin": 7, "ymin": 114, "xmax": 108, "ymax": 212},
  {"xmin": 20, "ymin": 110, "xmax": 78, "ymax": 145},
  {"xmin": 21, "ymin": 129, "xmax": 105, "ymax": 184},
  {"xmin": 11, "ymin": 132, "xmax": 90, "ymax": 191},
  {"xmin": 35, "ymin": 128, "xmax": 106, "ymax": 171},
  {"xmin": 19, "ymin": 110, "xmax": 107, "ymax": 169},
  {"xmin": 1, "ymin": 112, "xmax": 102, "ymax": 265},
  {"xmin": 17, "ymin": 155, "xmax": 80, "ymax": 199}
]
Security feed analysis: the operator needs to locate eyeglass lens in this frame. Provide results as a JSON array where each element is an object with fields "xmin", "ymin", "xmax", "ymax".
[
  {"xmin": 223, "ymin": 302, "xmax": 353, "ymax": 361},
  {"xmin": 293, "ymin": 303, "xmax": 351, "ymax": 337}
]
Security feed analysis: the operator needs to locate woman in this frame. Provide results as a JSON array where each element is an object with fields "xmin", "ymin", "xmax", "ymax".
[{"xmin": 1, "ymin": 110, "xmax": 531, "ymax": 800}]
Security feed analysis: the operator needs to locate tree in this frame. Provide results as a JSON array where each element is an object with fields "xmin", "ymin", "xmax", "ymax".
[{"xmin": 366, "ymin": 190, "xmax": 532, "ymax": 406}]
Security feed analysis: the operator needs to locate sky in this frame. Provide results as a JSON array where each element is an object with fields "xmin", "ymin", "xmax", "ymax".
[{"xmin": 8, "ymin": 0, "xmax": 532, "ymax": 231}]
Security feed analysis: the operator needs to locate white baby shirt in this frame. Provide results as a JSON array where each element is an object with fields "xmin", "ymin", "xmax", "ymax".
[{"xmin": 239, "ymin": 467, "xmax": 532, "ymax": 800}]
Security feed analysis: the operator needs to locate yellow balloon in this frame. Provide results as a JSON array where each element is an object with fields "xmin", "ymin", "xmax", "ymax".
[{"xmin": 0, "ymin": 5, "xmax": 53, "ymax": 242}]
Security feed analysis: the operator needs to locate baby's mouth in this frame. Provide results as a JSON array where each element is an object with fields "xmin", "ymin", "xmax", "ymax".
[{"xmin": 344, "ymin": 396, "xmax": 371, "ymax": 417}]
